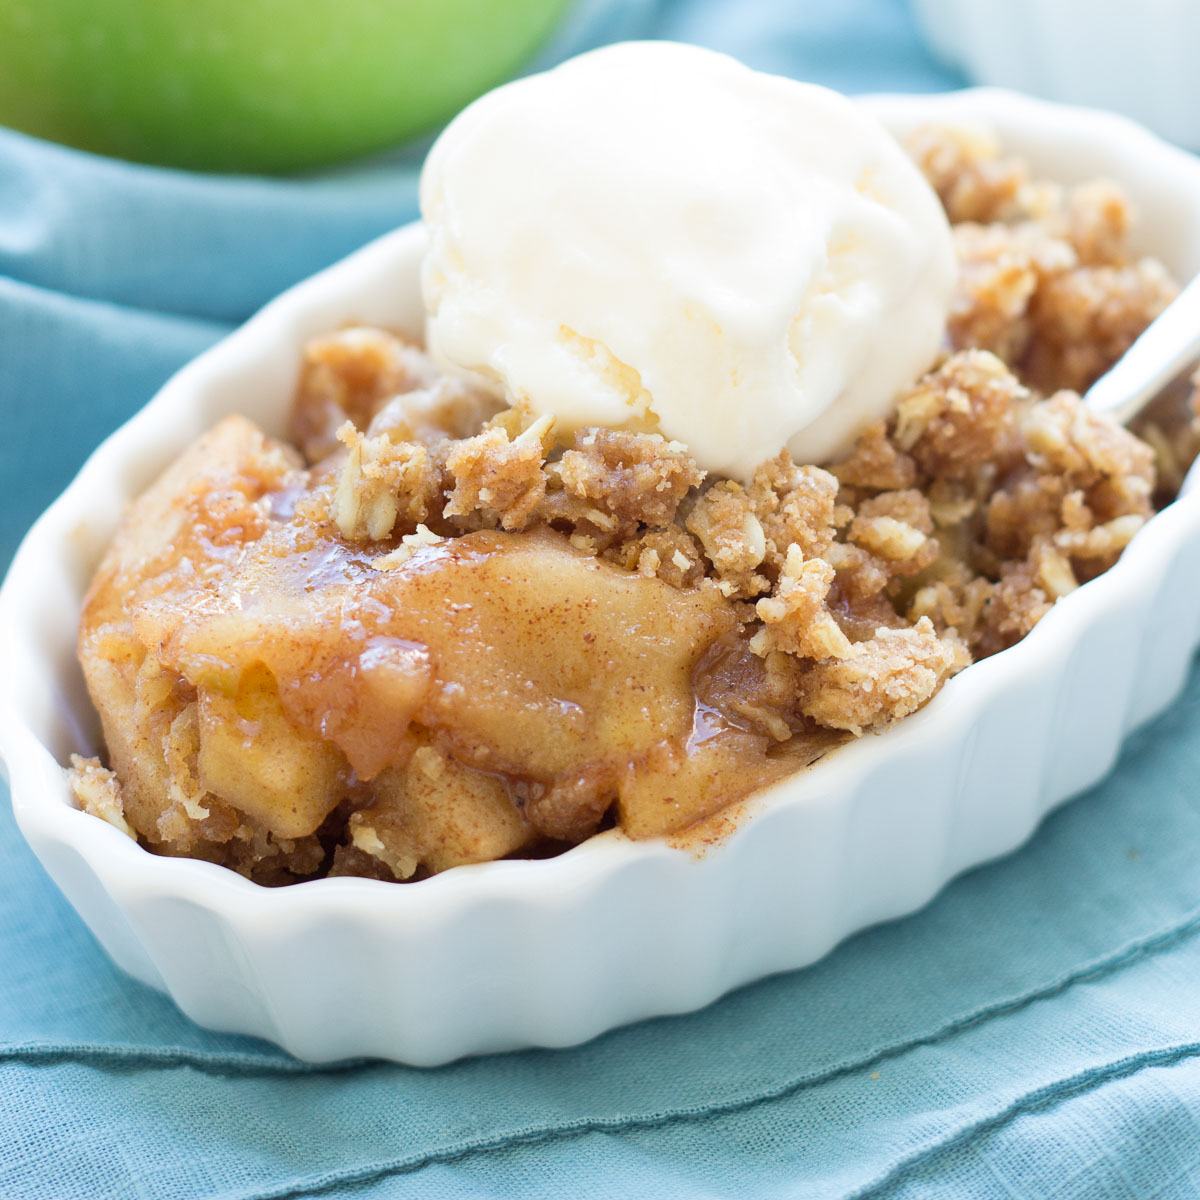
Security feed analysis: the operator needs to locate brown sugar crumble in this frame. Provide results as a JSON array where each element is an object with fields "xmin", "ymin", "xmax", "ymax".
[{"xmin": 70, "ymin": 126, "xmax": 1196, "ymax": 884}]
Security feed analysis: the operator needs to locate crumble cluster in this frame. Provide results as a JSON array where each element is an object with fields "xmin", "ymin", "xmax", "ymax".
[{"xmin": 906, "ymin": 124, "xmax": 1177, "ymax": 394}]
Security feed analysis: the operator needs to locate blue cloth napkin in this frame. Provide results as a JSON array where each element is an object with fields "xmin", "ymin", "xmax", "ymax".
[{"xmin": 7, "ymin": 1, "xmax": 1200, "ymax": 1196}]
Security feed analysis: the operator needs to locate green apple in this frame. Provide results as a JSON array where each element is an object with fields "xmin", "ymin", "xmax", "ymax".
[{"xmin": 0, "ymin": 0, "xmax": 571, "ymax": 172}]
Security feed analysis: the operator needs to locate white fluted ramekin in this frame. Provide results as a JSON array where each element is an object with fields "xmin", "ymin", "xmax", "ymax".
[
  {"xmin": 910, "ymin": 0, "xmax": 1200, "ymax": 149},
  {"xmin": 3, "ymin": 90, "xmax": 1200, "ymax": 1066}
]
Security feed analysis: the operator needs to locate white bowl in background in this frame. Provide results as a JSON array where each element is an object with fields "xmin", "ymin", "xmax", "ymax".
[
  {"xmin": 3, "ymin": 89, "xmax": 1200, "ymax": 1065},
  {"xmin": 910, "ymin": 0, "xmax": 1200, "ymax": 149}
]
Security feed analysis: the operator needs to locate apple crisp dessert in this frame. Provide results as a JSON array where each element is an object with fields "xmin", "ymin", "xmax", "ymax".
[{"xmin": 69, "ymin": 127, "xmax": 1194, "ymax": 884}]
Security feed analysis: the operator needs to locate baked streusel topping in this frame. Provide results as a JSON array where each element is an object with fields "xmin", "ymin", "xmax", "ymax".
[{"xmin": 70, "ymin": 127, "xmax": 1192, "ymax": 884}]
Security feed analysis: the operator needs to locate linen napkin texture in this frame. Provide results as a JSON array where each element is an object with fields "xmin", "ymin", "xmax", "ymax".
[{"xmin": 6, "ymin": 1, "xmax": 1200, "ymax": 1196}]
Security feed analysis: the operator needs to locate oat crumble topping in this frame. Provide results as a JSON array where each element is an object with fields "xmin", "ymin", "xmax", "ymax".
[{"xmin": 69, "ymin": 126, "xmax": 1196, "ymax": 884}]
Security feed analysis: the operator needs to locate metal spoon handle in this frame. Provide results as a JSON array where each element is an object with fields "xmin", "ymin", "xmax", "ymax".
[{"xmin": 1085, "ymin": 271, "xmax": 1200, "ymax": 425}]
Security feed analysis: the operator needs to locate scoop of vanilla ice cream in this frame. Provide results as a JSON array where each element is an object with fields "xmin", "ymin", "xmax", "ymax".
[{"xmin": 420, "ymin": 41, "xmax": 955, "ymax": 479}]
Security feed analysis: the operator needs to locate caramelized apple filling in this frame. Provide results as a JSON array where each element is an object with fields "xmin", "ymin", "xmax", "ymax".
[{"xmin": 70, "ymin": 127, "xmax": 1196, "ymax": 884}]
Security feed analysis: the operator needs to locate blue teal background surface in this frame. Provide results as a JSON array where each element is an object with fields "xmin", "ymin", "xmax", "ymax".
[{"xmin": 5, "ymin": 1, "xmax": 1200, "ymax": 1196}]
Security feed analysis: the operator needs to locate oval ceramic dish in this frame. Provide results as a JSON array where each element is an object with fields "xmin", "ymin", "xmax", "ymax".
[{"xmin": 4, "ymin": 90, "xmax": 1200, "ymax": 1066}]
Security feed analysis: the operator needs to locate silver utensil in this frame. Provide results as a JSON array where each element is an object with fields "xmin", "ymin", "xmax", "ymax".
[{"xmin": 1085, "ymin": 271, "xmax": 1200, "ymax": 425}]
